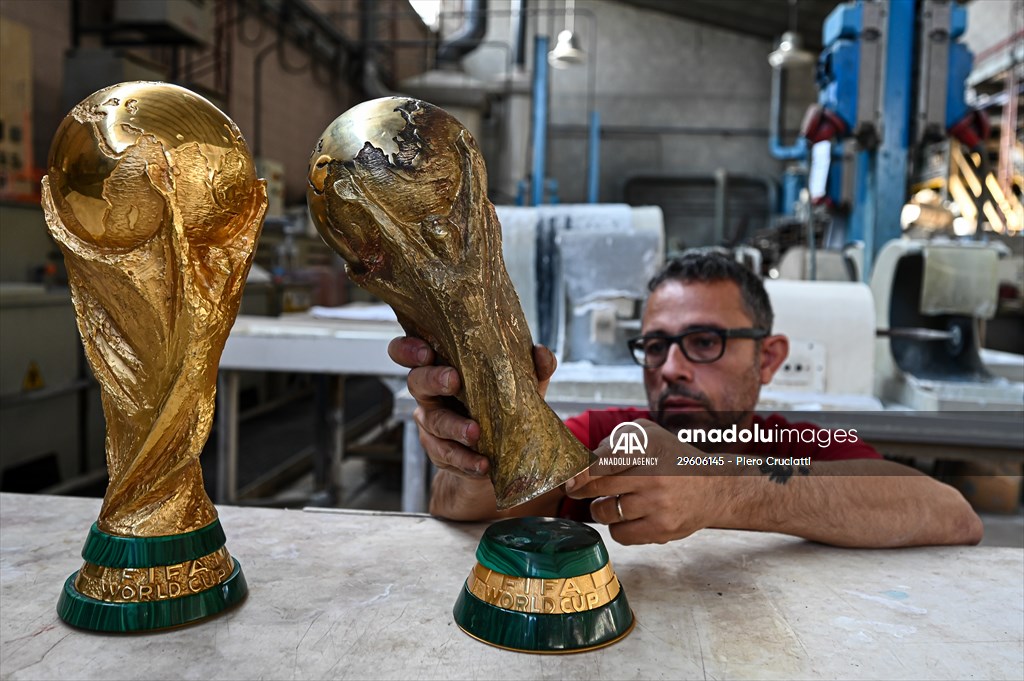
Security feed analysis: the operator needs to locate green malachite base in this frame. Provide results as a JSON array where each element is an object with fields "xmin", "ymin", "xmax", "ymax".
[
  {"xmin": 57, "ymin": 560, "xmax": 248, "ymax": 633},
  {"xmin": 81, "ymin": 519, "xmax": 227, "ymax": 568},
  {"xmin": 57, "ymin": 520, "xmax": 247, "ymax": 633},
  {"xmin": 454, "ymin": 517, "xmax": 635, "ymax": 653},
  {"xmin": 476, "ymin": 517, "xmax": 610, "ymax": 578},
  {"xmin": 454, "ymin": 585, "xmax": 634, "ymax": 653}
]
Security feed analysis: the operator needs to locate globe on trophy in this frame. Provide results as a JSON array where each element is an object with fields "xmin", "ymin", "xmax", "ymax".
[
  {"xmin": 307, "ymin": 97, "xmax": 634, "ymax": 652},
  {"xmin": 43, "ymin": 81, "xmax": 267, "ymax": 632}
]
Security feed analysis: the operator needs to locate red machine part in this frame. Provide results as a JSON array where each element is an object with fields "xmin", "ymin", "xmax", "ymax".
[
  {"xmin": 948, "ymin": 109, "xmax": 991, "ymax": 150},
  {"xmin": 801, "ymin": 104, "xmax": 849, "ymax": 144}
]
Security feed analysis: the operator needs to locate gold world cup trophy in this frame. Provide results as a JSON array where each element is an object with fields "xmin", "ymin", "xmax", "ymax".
[
  {"xmin": 307, "ymin": 98, "xmax": 634, "ymax": 653},
  {"xmin": 43, "ymin": 82, "xmax": 266, "ymax": 632}
]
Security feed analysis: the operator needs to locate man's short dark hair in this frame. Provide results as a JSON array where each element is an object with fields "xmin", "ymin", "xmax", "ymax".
[{"xmin": 647, "ymin": 249, "xmax": 773, "ymax": 332}]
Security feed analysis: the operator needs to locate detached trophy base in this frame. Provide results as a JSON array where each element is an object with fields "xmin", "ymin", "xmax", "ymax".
[
  {"xmin": 56, "ymin": 519, "xmax": 248, "ymax": 632},
  {"xmin": 454, "ymin": 517, "xmax": 634, "ymax": 653}
]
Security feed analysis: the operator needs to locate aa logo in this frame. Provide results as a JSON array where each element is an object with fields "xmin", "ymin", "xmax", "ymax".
[{"xmin": 610, "ymin": 421, "xmax": 648, "ymax": 455}]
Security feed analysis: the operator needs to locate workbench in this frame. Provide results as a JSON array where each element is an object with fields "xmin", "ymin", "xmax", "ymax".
[
  {"xmin": 217, "ymin": 313, "xmax": 405, "ymax": 505},
  {"xmin": 217, "ymin": 313, "xmax": 1023, "ymax": 514},
  {"xmin": 1, "ymin": 493, "xmax": 1021, "ymax": 680},
  {"xmin": 394, "ymin": 376, "xmax": 1024, "ymax": 513}
]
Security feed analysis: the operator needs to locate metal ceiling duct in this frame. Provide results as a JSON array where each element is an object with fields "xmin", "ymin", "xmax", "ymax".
[{"xmin": 436, "ymin": 0, "xmax": 489, "ymax": 69}]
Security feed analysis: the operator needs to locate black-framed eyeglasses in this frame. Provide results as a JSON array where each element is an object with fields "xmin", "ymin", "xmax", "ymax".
[{"xmin": 627, "ymin": 327, "xmax": 769, "ymax": 368}]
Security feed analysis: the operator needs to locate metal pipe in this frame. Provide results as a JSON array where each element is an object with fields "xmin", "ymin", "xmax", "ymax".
[
  {"xmin": 530, "ymin": 34, "xmax": 550, "ymax": 206},
  {"xmin": 807, "ymin": 207, "xmax": 817, "ymax": 280},
  {"xmin": 360, "ymin": 0, "xmax": 394, "ymax": 98},
  {"xmin": 216, "ymin": 371, "xmax": 240, "ymax": 504},
  {"xmin": 769, "ymin": 66, "xmax": 808, "ymax": 160},
  {"xmin": 586, "ymin": 109, "xmax": 600, "ymax": 203},
  {"xmin": 436, "ymin": 0, "xmax": 488, "ymax": 67},
  {"xmin": 878, "ymin": 328, "xmax": 958, "ymax": 341},
  {"xmin": 714, "ymin": 168, "xmax": 729, "ymax": 245},
  {"xmin": 548, "ymin": 123, "xmax": 786, "ymax": 137},
  {"xmin": 252, "ymin": 41, "xmax": 278, "ymax": 157},
  {"xmin": 862, "ymin": 152, "xmax": 876, "ymax": 282},
  {"xmin": 511, "ymin": 0, "xmax": 528, "ymax": 67}
]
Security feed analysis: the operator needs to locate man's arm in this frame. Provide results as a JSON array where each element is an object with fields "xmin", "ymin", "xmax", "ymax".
[
  {"xmin": 389, "ymin": 336, "xmax": 564, "ymax": 521},
  {"xmin": 568, "ymin": 420, "xmax": 983, "ymax": 548},
  {"xmin": 722, "ymin": 458, "xmax": 984, "ymax": 547}
]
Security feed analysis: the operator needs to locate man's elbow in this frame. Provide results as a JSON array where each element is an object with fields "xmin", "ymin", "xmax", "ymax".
[
  {"xmin": 952, "ymin": 499, "xmax": 984, "ymax": 546},
  {"xmin": 941, "ymin": 485, "xmax": 984, "ymax": 546}
]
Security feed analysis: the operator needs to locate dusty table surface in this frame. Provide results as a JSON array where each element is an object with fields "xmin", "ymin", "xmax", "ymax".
[{"xmin": 1, "ymin": 493, "xmax": 1021, "ymax": 680}]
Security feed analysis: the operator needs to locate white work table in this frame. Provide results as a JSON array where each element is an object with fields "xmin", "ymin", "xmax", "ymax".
[
  {"xmin": 221, "ymin": 313, "xmax": 403, "ymax": 375},
  {"xmin": 394, "ymin": 367, "xmax": 1024, "ymax": 513},
  {"xmin": 217, "ymin": 313, "xmax": 405, "ymax": 505},
  {"xmin": 1, "ymin": 493, "xmax": 1022, "ymax": 680},
  {"xmin": 217, "ymin": 313, "xmax": 1024, "ymax": 513}
]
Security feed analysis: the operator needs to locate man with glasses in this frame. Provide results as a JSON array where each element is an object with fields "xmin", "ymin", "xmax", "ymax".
[{"xmin": 388, "ymin": 250, "xmax": 982, "ymax": 547}]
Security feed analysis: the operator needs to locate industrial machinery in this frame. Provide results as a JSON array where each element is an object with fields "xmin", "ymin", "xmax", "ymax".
[
  {"xmin": 871, "ymin": 238, "xmax": 1022, "ymax": 410},
  {"xmin": 766, "ymin": 0, "xmax": 1023, "ymax": 411},
  {"xmin": 761, "ymin": 278, "xmax": 880, "ymax": 409},
  {"xmin": 495, "ymin": 204, "xmax": 664, "ymax": 365},
  {"xmin": 800, "ymin": 0, "xmax": 989, "ymax": 275}
]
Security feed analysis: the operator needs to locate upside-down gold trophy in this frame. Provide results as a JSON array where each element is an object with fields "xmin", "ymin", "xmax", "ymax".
[
  {"xmin": 44, "ymin": 82, "xmax": 266, "ymax": 632},
  {"xmin": 307, "ymin": 97, "xmax": 634, "ymax": 652}
]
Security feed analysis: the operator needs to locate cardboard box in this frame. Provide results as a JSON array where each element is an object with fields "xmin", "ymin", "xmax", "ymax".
[{"xmin": 948, "ymin": 461, "xmax": 1024, "ymax": 515}]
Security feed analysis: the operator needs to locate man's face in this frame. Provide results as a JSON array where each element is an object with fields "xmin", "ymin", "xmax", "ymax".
[{"xmin": 641, "ymin": 279, "xmax": 764, "ymax": 433}]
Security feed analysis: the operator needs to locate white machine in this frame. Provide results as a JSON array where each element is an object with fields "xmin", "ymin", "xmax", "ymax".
[
  {"xmin": 761, "ymin": 279, "xmax": 881, "ymax": 410},
  {"xmin": 497, "ymin": 204, "xmax": 664, "ymax": 365}
]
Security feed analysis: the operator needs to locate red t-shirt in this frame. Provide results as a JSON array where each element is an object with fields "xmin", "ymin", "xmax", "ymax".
[{"xmin": 559, "ymin": 407, "xmax": 881, "ymax": 521}]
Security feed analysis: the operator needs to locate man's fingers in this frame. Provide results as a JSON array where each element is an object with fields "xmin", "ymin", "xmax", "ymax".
[
  {"xmin": 589, "ymin": 494, "xmax": 637, "ymax": 525},
  {"xmin": 533, "ymin": 344, "xmax": 557, "ymax": 383},
  {"xmin": 407, "ymin": 365, "xmax": 461, "ymax": 401},
  {"xmin": 418, "ymin": 428, "xmax": 489, "ymax": 478},
  {"xmin": 388, "ymin": 336, "xmax": 434, "ymax": 368},
  {"xmin": 565, "ymin": 470, "xmax": 632, "ymax": 499},
  {"xmin": 564, "ymin": 456, "xmax": 637, "ymax": 498},
  {"xmin": 609, "ymin": 519, "xmax": 663, "ymax": 546},
  {"xmin": 583, "ymin": 492, "xmax": 666, "ymax": 545},
  {"xmin": 564, "ymin": 467, "xmax": 593, "ymax": 495},
  {"xmin": 413, "ymin": 405, "xmax": 480, "ymax": 447}
]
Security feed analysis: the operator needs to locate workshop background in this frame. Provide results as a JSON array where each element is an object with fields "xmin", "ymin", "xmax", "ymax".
[{"xmin": 0, "ymin": 0, "xmax": 1021, "ymax": 543}]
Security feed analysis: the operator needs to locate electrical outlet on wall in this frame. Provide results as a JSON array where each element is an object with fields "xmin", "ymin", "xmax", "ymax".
[{"xmin": 771, "ymin": 339, "xmax": 826, "ymax": 392}]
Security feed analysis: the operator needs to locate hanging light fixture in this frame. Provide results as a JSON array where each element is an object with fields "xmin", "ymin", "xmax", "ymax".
[
  {"xmin": 769, "ymin": 31, "xmax": 815, "ymax": 69},
  {"xmin": 548, "ymin": 0, "xmax": 586, "ymax": 69},
  {"xmin": 768, "ymin": 0, "xmax": 814, "ymax": 69}
]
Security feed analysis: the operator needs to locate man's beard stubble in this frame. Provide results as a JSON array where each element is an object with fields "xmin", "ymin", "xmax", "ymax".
[
  {"xmin": 650, "ymin": 365, "xmax": 762, "ymax": 449},
  {"xmin": 652, "ymin": 385, "xmax": 747, "ymax": 433}
]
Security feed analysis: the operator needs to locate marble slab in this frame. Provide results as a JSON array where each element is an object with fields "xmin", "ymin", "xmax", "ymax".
[{"xmin": 1, "ymin": 493, "xmax": 1021, "ymax": 680}]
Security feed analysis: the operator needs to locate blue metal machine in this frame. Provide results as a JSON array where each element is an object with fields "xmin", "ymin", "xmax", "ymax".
[
  {"xmin": 799, "ymin": 0, "xmax": 987, "ymax": 278},
  {"xmin": 783, "ymin": 1, "xmax": 1024, "ymax": 412}
]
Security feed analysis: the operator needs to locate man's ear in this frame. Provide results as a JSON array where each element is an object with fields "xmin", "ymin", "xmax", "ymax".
[{"xmin": 758, "ymin": 334, "xmax": 789, "ymax": 385}]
